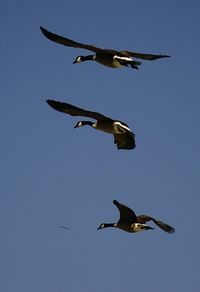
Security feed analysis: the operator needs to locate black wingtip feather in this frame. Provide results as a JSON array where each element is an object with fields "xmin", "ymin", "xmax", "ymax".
[
  {"xmin": 113, "ymin": 200, "xmax": 120, "ymax": 207},
  {"xmin": 154, "ymin": 219, "xmax": 175, "ymax": 234},
  {"xmin": 148, "ymin": 54, "xmax": 171, "ymax": 60},
  {"xmin": 40, "ymin": 26, "xmax": 48, "ymax": 35},
  {"xmin": 46, "ymin": 99, "xmax": 54, "ymax": 107},
  {"xmin": 40, "ymin": 26, "xmax": 57, "ymax": 42},
  {"xmin": 46, "ymin": 99, "xmax": 65, "ymax": 113},
  {"xmin": 161, "ymin": 54, "xmax": 171, "ymax": 58}
]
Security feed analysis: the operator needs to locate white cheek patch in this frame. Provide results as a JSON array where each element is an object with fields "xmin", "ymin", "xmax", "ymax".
[
  {"xmin": 76, "ymin": 56, "xmax": 82, "ymax": 63},
  {"xmin": 113, "ymin": 55, "xmax": 133, "ymax": 62}
]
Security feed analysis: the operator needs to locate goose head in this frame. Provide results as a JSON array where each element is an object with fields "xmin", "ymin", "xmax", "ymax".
[
  {"xmin": 74, "ymin": 121, "xmax": 84, "ymax": 128},
  {"xmin": 74, "ymin": 121, "xmax": 94, "ymax": 128},
  {"xmin": 73, "ymin": 55, "xmax": 94, "ymax": 64},
  {"xmin": 73, "ymin": 56, "xmax": 83, "ymax": 64},
  {"xmin": 97, "ymin": 223, "xmax": 105, "ymax": 230},
  {"xmin": 97, "ymin": 223, "xmax": 116, "ymax": 230}
]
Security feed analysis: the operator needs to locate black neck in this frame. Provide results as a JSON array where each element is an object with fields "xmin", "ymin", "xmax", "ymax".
[
  {"xmin": 82, "ymin": 55, "xmax": 94, "ymax": 61},
  {"xmin": 81, "ymin": 121, "xmax": 95, "ymax": 127},
  {"xmin": 102, "ymin": 223, "xmax": 115, "ymax": 228}
]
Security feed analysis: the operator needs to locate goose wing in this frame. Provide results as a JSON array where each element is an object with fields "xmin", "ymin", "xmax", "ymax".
[
  {"xmin": 46, "ymin": 99, "xmax": 111, "ymax": 121},
  {"xmin": 113, "ymin": 200, "xmax": 137, "ymax": 224},
  {"xmin": 137, "ymin": 215, "xmax": 175, "ymax": 234},
  {"xmin": 40, "ymin": 26, "xmax": 103, "ymax": 53},
  {"xmin": 120, "ymin": 50, "xmax": 170, "ymax": 60},
  {"xmin": 113, "ymin": 132, "xmax": 136, "ymax": 150}
]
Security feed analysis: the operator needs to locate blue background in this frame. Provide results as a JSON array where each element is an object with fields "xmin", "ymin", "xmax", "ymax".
[{"xmin": 1, "ymin": 1, "xmax": 200, "ymax": 291}]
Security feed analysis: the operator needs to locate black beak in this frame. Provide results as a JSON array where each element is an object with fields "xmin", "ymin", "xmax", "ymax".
[{"xmin": 73, "ymin": 60, "xmax": 76, "ymax": 64}]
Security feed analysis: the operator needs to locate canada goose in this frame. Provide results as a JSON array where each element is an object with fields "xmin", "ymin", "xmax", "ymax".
[
  {"xmin": 40, "ymin": 26, "xmax": 170, "ymax": 70},
  {"xmin": 59, "ymin": 226, "xmax": 69, "ymax": 231},
  {"xmin": 98, "ymin": 200, "xmax": 175, "ymax": 234},
  {"xmin": 46, "ymin": 99, "xmax": 135, "ymax": 150}
]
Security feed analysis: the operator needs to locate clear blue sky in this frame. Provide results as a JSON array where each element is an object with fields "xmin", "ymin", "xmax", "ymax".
[{"xmin": 1, "ymin": 1, "xmax": 200, "ymax": 291}]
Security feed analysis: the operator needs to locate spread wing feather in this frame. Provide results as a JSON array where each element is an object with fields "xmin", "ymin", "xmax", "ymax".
[
  {"xmin": 40, "ymin": 26, "xmax": 103, "ymax": 53},
  {"xmin": 40, "ymin": 27, "xmax": 170, "ymax": 60},
  {"xmin": 46, "ymin": 99, "xmax": 111, "ymax": 121},
  {"xmin": 113, "ymin": 200, "xmax": 137, "ymax": 224},
  {"xmin": 121, "ymin": 50, "xmax": 170, "ymax": 60},
  {"xmin": 137, "ymin": 215, "xmax": 175, "ymax": 234},
  {"xmin": 113, "ymin": 132, "xmax": 136, "ymax": 150}
]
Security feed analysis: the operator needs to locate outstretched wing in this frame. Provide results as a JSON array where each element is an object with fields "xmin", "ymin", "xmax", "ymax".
[
  {"xmin": 46, "ymin": 99, "xmax": 111, "ymax": 121},
  {"xmin": 113, "ymin": 132, "xmax": 136, "ymax": 150},
  {"xmin": 113, "ymin": 200, "xmax": 137, "ymax": 224},
  {"xmin": 40, "ymin": 26, "xmax": 103, "ymax": 53},
  {"xmin": 137, "ymin": 215, "xmax": 175, "ymax": 234},
  {"xmin": 120, "ymin": 50, "xmax": 170, "ymax": 60}
]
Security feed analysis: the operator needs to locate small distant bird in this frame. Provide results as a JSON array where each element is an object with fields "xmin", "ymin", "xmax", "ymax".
[
  {"xmin": 40, "ymin": 26, "xmax": 170, "ymax": 70},
  {"xmin": 59, "ymin": 226, "xmax": 69, "ymax": 231},
  {"xmin": 98, "ymin": 200, "xmax": 175, "ymax": 234},
  {"xmin": 46, "ymin": 99, "xmax": 136, "ymax": 150}
]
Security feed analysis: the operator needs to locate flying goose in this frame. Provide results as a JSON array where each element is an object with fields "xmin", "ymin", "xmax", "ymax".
[
  {"xmin": 98, "ymin": 200, "xmax": 175, "ymax": 234},
  {"xmin": 59, "ymin": 226, "xmax": 69, "ymax": 231},
  {"xmin": 46, "ymin": 99, "xmax": 135, "ymax": 150},
  {"xmin": 40, "ymin": 26, "xmax": 170, "ymax": 70}
]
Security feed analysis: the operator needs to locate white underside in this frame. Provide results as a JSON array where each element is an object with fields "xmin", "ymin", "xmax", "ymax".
[
  {"xmin": 98, "ymin": 59, "xmax": 123, "ymax": 68},
  {"xmin": 111, "ymin": 59, "xmax": 123, "ymax": 68},
  {"xmin": 93, "ymin": 55, "xmax": 123, "ymax": 68},
  {"xmin": 92, "ymin": 121, "xmax": 131, "ymax": 134},
  {"xmin": 131, "ymin": 223, "xmax": 148, "ymax": 232}
]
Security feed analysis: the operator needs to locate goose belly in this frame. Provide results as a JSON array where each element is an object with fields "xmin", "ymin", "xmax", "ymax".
[
  {"xmin": 98, "ymin": 59, "xmax": 122, "ymax": 68},
  {"xmin": 95, "ymin": 120, "xmax": 115, "ymax": 134},
  {"xmin": 118, "ymin": 223, "xmax": 148, "ymax": 233},
  {"xmin": 131, "ymin": 223, "xmax": 148, "ymax": 232},
  {"xmin": 117, "ymin": 223, "xmax": 137, "ymax": 233},
  {"xmin": 95, "ymin": 54, "xmax": 123, "ymax": 68}
]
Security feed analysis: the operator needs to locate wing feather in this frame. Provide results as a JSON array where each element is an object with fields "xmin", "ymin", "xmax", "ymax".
[
  {"xmin": 46, "ymin": 99, "xmax": 111, "ymax": 121},
  {"xmin": 40, "ymin": 26, "xmax": 102, "ymax": 53},
  {"xmin": 40, "ymin": 27, "xmax": 170, "ymax": 61},
  {"xmin": 121, "ymin": 50, "xmax": 170, "ymax": 60},
  {"xmin": 113, "ymin": 200, "xmax": 137, "ymax": 224},
  {"xmin": 113, "ymin": 132, "xmax": 136, "ymax": 150},
  {"xmin": 137, "ymin": 215, "xmax": 175, "ymax": 234}
]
